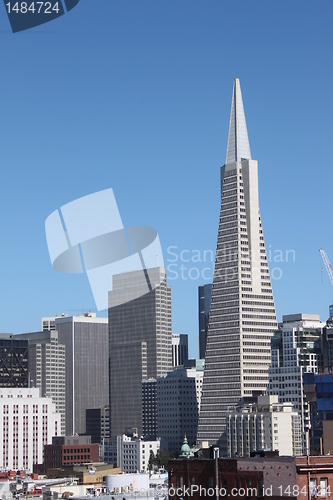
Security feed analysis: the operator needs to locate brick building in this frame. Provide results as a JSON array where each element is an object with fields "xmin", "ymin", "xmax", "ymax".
[
  {"xmin": 43, "ymin": 436, "xmax": 99, "ymax": 468},
  {"xmin": 168, "ymin": 456, "xmax": 297, "ymax": 499},
  {"xmin": 296, "ymin": 456, "xmax": 333, "ymax": 500}
]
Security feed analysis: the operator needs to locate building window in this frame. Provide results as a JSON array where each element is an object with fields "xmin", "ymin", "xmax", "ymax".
[{"xmin": 320, "ymin": 479, "xmax": 327, "ymax": 497}]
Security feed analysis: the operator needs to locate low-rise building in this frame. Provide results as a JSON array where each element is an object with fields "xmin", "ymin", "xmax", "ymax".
[
  {"xmin": 168, "ymin": 455, "xmax": 297, "ymax": 499},
  {"xmin": 226, "ymin": 395, "xmax": 302, "ymax": 457},
  {"xmin": 43, "ymin": 435, "xmax": 99, "ymax": 468},
  {"xmin": 120, "ymin": 434, "xmax": 160, "ymax": 473},
  {"xmin": 296, "ymin": 456, "xmax": 333, "ymax": 499}
]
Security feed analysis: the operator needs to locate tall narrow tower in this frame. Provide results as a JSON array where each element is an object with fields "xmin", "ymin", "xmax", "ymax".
[{"xmin": 197, "ymin": 78, "xmax": 277, "ymax": 452}]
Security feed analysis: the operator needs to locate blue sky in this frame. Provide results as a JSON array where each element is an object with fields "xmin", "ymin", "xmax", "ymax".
[{"xmin": 0, "ymin": 1, "xmax": 332, "ymax": 358}]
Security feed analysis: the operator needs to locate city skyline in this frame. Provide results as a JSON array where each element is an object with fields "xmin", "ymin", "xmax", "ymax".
[{"xmin": 0, "ymin": 1, "xmax": 332, "ymax": 360}]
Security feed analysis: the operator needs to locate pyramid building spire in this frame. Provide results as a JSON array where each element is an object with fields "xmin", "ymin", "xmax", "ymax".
[
  {"xmin": 225, "ymin": 78, "xmax": 251, "ymax": 164},
  {"xmin": 197, "ymin": 79, "xmax": 277, "ymax": 454}
]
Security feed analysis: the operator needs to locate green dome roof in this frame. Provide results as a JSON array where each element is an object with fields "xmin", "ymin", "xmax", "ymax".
[{"xmin": 180, "ymin": 436, "xmax": 193, "ymax": 457}]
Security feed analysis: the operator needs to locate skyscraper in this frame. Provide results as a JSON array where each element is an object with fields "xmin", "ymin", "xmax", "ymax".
[
  {"xmin": 197, "ymin": 78, "xmax": 277, "ymax": 452},
  {"xmin": 109, "ymin": 267, "xmax": 172, "ymax": 438},
  {"xmin": 172, "ymin": 333, "xmax": 188, "ymax": 367},
  {"xmin": 46, "ymin": 313, "xmax": 109, "ymax": 436},
  {"xmin": 15, "ymin": 330, "xmax": 66, "ymax": 436}
]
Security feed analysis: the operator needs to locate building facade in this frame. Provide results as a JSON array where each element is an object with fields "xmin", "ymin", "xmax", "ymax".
[
  {"xmin": 0, "ymin": 388, "xmax": 60, "ymax": 471},
  {"xmin": 168, "ymin": 455, "xmax": 297, "ymax": 500},
  {"xmin": 109, "ymin": 267, "xmax": 172, "ymax": 438},
  {"xmin": 43, "ymin": 435, "xmax": 99, "ymax": 468},
  {"xmin": 86, "ymin": 407, "xmax": 109, "ymax": 444},
  {"xmin": 226, "ymin": 395, "xmax": 302, "ymax": 457},
  {"xmin": 15, "ymin": 330, "xmax": 66, "ymax": 436},
  {"xmin": 197, "ymin": 78, "xmax": 277, "ymax": 452},
  {"xmin": 157, "ymin": 360, "xmax": 204, "ymax": 452},
  {"xmin": 303, "ymin": 372, "xmax": 333, "ymax": 455},
  {"xmin": 0, "ymin": 335, "xmax": 28, "ymax": 388},
  {"xmin": 267, "ymin": 313, "xmax": 326, "ymax": 453},
  {"xmin": 172, "ymin": 334, "xmax": 188, "ymax": 367},
  {"xmin": 142, "ymin": 378, "xmax": 157, "ymax": 439},
  {"xmin": 49, "ymin": 313, "xmax": 108, "ymax": 436},
  {"xmin": 119, "ymin": 434, "xmax": 160, "ymax": 473},
  {"xmin": 198, "ymin": 283, "xmax": 212, "ymax": 359}
]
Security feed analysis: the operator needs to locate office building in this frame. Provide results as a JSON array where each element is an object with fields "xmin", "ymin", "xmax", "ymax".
[
  {"xmin": 197, "ymin": 78, "xmax": 277, "ymax": 452},
  {"xmin": 119, "ymin": 434, "xmax": 160, "ymax": 473},
  {"xmin": 303, "ymin": 372, "xmax": 333, "ymax": 455},
  {"xmin": 43, "ymin": 435, "xmax": 99, "ymax": 468},
  {"xmin": 226, "ymin": 395, "xmax": 302, "ymax": 457},
  {"xmin": 0, "ymin": 387, "xmax": 60, "ymax": 471},
  {"xmin": 323, "ymin": 316, "xmax": 333, "ymax": 369},
  {"xmin": 47, "ymin": 313, "xmax": 108, "ymax": 436},
  {"xmin": 172, "ymin": 333, "xmax": 188, "ymax": 367},
  {"xmin": 109, "ymin": 267, "xmax": 172, "ymax": 438},
  {"xmin": 86, "ymin": 407, "xmax": 109, "ymax": 444},
  {"xmin": 267, "ymin": 313, "xmax": 326, "ymax": 453},
  {"xmin": 142, "ymin": 378, "xmax": 157, "ymax": 439},
  {"xmin": 157, "ymin": 359, "xmax": 204, "ymax": 453},
  {"xmin": 0, "ymin": 335, "xmax": 28, "ymax": 388},
  {"xmin": 15, "ymin": 330, "xmax": 66, "ymax": 435},
  {"xmin": 198, "ymin": 283, "xmax": 212, "ymax": 359}
]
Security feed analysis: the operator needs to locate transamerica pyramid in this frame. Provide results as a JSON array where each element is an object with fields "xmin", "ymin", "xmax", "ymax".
[{"xmin": 197, "ymin": 78, "xmax": 277, "ymax": 454}]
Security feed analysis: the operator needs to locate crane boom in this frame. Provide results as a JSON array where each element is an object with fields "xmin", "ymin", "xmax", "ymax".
[{"xmin": 320, "ymin": 249, "xmax": 333, "ymax": 286}]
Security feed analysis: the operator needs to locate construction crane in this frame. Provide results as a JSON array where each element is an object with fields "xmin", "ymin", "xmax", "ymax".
[{"xmin": 319, "ymin": 249, "xmax": 333, "ymax": 286}]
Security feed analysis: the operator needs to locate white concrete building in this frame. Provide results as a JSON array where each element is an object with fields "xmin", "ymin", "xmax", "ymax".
[
  {"xmin": 15, "ymin": 330, "xmax": 66, "ymax": 436},
  {"xmin": 226, "ymin": 395, "xmax": 302, "ymax": 457},
  {"xmin": 197, "ymin": 78, "xmax": 277, "ymax": 453},
  {"xmin": 267, "ymin": 313, "xmax": 326, "ymax": 453},
  {"xmin": 157, "ymin": 359, "xmax": 204, "ymax": 452},
  {"xmin": 0, "ymin": 388, "xmax": 61, "ymax": 471},
  {"xmin": 119, "ymin": 434, "xmax": 160, "ymax": 473}
]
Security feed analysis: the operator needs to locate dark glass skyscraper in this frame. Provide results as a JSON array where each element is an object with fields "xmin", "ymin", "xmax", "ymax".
[{"xmin": 0, "ymin": 335, "xmax": 28, "ymax": 387}]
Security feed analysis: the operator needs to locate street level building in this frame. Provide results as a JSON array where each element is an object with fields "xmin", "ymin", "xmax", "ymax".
[
  {"xmin": 43, "ymin": 435, "xmax": 99, "ymax": 468},
  {"xmin": 197, "ymin": 78, "xmax": 277, "ymax": 452},
  {"xmin": 15, "ymin": 330, "xmax": 66, "ymax": 435},
  {"xmin": 168, "ymin": 455, "xmax": 297, "ymax": 500},
  {"xmin": 109, "ymin": 267, "xmax": 172, "ymax": 438},
  {"xmin": 226, "ymin": 395, "xmax": 302, "ymax": 457},
  {"xmin": 0, "ymin": 387, "xmax": 60, "ymax": 471}
]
